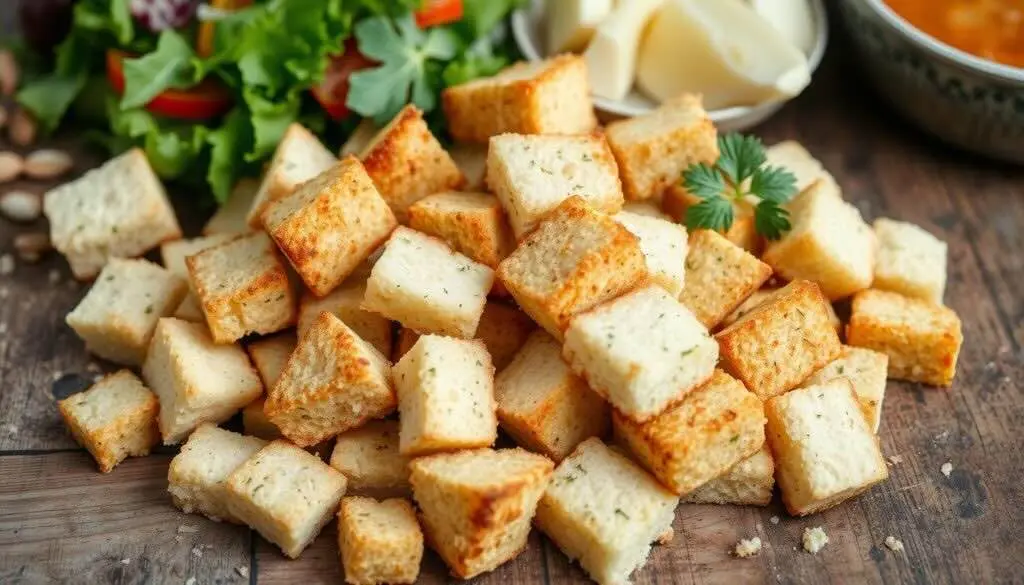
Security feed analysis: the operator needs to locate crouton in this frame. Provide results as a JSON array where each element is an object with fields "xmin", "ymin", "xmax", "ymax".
[
  {"xmin": 605, "ymin": 94, "xmax": 718, "ymax": 200},
  {"xmin": 203, "ymin": 178, "xmax": 258, "ymax": 236},
  {"xmin": 612, "ymin": 369, "xmax": 765, "ymax": 494},
  {"xmin": 719, "ymin": 287, "xmax": 843, "ymax": 335},
  {"xmin": 846, "ymin": 289, "xmax": 962, "ymax": 387},
  {"xmin": 247, "ymin": 332, "xmax": 297, "ymax": 389},
  {"xmin": 57, "ymin": 370, "xmax": 159, "ymax": 473},
  {"xmin": 872, "ymin": 218, "xmax": 948, "ymax": 303},
  {"xmin": 242, "ymin": 397, "xmax": 283, "ymax": 441},
  {"xmin": 443, "ymin": 54, "xmax": 597, "ymax": 143},
  {"xmin": 160, "ymin": 233, "xmax": 236, "ymax": 322},
  {"xmin": 338, "ymin": 497, "xmax": 423, "ymax": 585},
  {"xmin": 262, "ymin": 157, "xmax": 398, "ymax": 296},
  {"xmin": 407, "ymin": 191, "xmax": 515, "ymax": 269},
  {"xmin": 802, "ymin": 346, "xmax": 889, "ymax": 432},
  {"xmin": 167, "ymin": 423, "xmax": 267, "ymax": 522},
  {"xmin": 497, "ymin": 197, "xmax": 645, "ymax": 339},
  {"xmin": 563, "ymin": 285, "xmax": 718, "ymax": 422},
  {"xmin": 360, "ymin": 105, "xmax": 464, "ymax": 220},
  {"xmin": 449, "ymin": 142, "xmax": 488, "ymax": 190},
  {"xmin": 43, "ymin": 148, "xmax": 182, "ymax": 279},
  {"xmin": 410, "ymin": 448, "xmax": 553, "ymax": 578},
  {"xmin": 496, "ymin": 330, "xmax": 610, "ymax": 461},
  {"xmin": 535, "ymin": 438, "xmax": 678, "ymax": 585},
  {"xmin": 622, "ymin": 201, "xmax": 670, "ymax": 220},
  {"xmin": 681, "ymin": 446, "xmax": 775, "ymax": 506},
  {"xmin": 340, "ymin": 119, "xmax": 377, "ymax": 157},
  {"xmin": 393, "ymin": 301, "xmax": 533, "ymax": 369},
  {"xmin": 142, "ymin": 318, "xmax": 263, "ymax": 444},
  {"xmin": 762, "ymin": 179, "xmax": 875, "ymax": 300},
  {"xmin": 225, "ymin": 440, "xmax": 348, "ymax": 558},
  {"xmin": 266, "ymin": 312, "xmax": 394, "ymax": 447},
  {"xmin": 363, "ymin": 227, "xmax": 493, "ymax": 338},
  {"xmin": 766, "ymin": 379, "xmax": 888, "ymax": 516},
  {"xmin": 486, "ymin": 133, "xmax": 623, "ymax": 238},
  {"xmin": 393, "ymin": 335, "xmax": 496, "ymax": 456},
  {"xmin": 297, "ymin": 280, "xmax": 393, "ymax": 356},
  {"xmin": 716, "ymin": 280, "xmax": 841, "ymax": 400},
  {"xmin": 613, "ymin": 210, "xmax": 687, "ymax": 297},
  {"xmin": 330, "ymin": 420, "xmax": 411, "ymax": 498},
  {"xmin": 661, "ymin": 188, "xmax": 760, "ymax": 254},
  {"xmin": 679, "ymin": 229, "xmax": 772, "ymax": 329},
  {"xmin": 765, "ymin": 140, "xmax": 836, "ymax": 194},
  {"xmin": 186, "ymin": 232, "xmax": 296, "ymax": 343},
  {"xmin": 245, "ymin": 123, "xmax": 337, "ymax": 228},
  {"xmin": 66, "ymin": 259, "xmax": 188, "ymax": 366}
]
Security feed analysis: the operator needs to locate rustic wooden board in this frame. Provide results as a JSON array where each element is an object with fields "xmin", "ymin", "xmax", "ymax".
[{"xmin": 2, "ymin": 31, "xmax": 1023, "ymax": 585}]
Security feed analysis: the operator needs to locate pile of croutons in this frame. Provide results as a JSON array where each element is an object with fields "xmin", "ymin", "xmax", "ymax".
[{"xmin": 48, "ymin": 54, "xmax": 962, "ymax": 585}]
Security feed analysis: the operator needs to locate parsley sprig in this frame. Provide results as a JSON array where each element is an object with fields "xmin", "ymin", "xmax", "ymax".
[{"xmin": 681, "ymin": 134, "xmax": 798, "ymax": 240}]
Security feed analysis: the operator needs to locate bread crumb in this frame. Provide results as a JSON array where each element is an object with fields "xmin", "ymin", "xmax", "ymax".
[
  {"xmin": 48, "ymin": 269, "xmax": 61, "ymax": 284},
  {"xmin": 769, "ymin": 515, "xmax": 780, "ymax": 525},
  {"xmin": 177, "ymin": 524, "xmax": 198, "ymax": 534},
  {"xmin": 802, "ymin": 526, "xmax": 828, "ymax": 554},
  {"xmin": 191, "ymin": 545, "xmax": 203, "ymax": 558},
  {"xmin": 235, "ymin": 566, "xmax": 250, "ymax": 578},
  {"xmin": 0, "ymin": 254, "xmax": 13, "ymax": 276},
  {"xmin": 86, "ymin": 362, "xmax": 101, "ymax": 373},
  {"xmin": 887, "ymin": 454, "xmax": 903, "ymax": 466},
  {"xmin": 185, "ymin": 578, "xmax": 196, "ymax": 585},
  {"xmin": 119, "ymin": 559, "xmax": 130, "ymax": 565},
  {"xmin": 50, "ymin": 371, "xmax": 63, "ymax": 382},
  {"xmin": 734, "ymin": 537, "xmax": 762, "ymax": 558},
  {"xmin": 5, "ymin": 424, "xmax": 17, "ymax": 436},
  {"xmin": 941, "ymin": 462, "xmax": 953, "ymax": 477},
  {"xmin": 884, "ymin": 535, "xmax": 904, "ymax": 553}
]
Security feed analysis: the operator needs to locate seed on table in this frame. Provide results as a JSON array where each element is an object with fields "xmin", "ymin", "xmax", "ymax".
[
  {"xmin": 14, "ymin": 231, "xmax": 51, "ymax": 263},
  {"xmin": 0, "ymin": 152, "xmax": 23, "ymax": 183},
  {"xmin": 9, "ymin": 109, "xmax": 37, "ymax": 147},
  {"xmin": 24, "ymin": 149, "xmax": 73, "ymax": 179},
  {"xmin": 0, "ymin": 190, "xmax": 40, "ymax": 222}
]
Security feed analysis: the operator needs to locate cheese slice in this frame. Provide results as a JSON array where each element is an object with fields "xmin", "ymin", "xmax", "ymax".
[
  {"xmin": 546, "ymin": 0, "xmax": 615, "ymax": 54},
  {"xmin": 749, "ymin": 0, "xmax": 817, "ymax": 56},
  {"xmin": 636, "ymin": 0, "xmax": 810, "ymax": 109},
  {"xmin": 583, "ymin": 0, "xmax": 665, "ymax": 101}
]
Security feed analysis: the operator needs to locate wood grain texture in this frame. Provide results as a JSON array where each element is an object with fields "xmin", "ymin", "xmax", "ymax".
[{"xmin": 1, "ymin": 27, "xmax": 1023, "ymax": 585}]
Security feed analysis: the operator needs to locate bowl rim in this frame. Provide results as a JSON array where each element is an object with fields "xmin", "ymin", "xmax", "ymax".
[
  {"xmin": 860, "ymin": 0, "xmax": 1024, "ymax": 83},
  {"xmin": 510, "ymin": 0, "xmax": 830, "ymax": 122}
]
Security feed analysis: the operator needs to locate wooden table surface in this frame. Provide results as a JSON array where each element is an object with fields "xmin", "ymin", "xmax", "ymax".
[{"xmin": 2, "ymin": 24, "xmax": 1024, "ymax": 585}]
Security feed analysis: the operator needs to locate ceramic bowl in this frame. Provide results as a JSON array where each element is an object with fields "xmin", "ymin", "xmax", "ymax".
[
  {"xmin": 836, "ymin": 0, "xmax": 1024, "ymax": 163},
  {"xmin": 510, "ymin": 0, "xmax": 829, "ymax": 131}
]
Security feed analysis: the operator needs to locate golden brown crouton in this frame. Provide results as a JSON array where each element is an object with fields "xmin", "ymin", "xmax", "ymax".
[
  {"xmin": 612, "ymin": 369, "xmax": 765, "ymax": 495},
  {"xmin": 297, "ymin": 279, "xmax": 393, "ymax": 357},
  {"xmin": 242, "ymin": 397, "xmax": 283, "ymax": 441},
  {"xmin": 846, "ymin": 289, "xmax": 962, "ymax": 387},
  {"xmin": 407, "ymin": 191, "xmax": 515, "ymax": 269},
  {"xmin": 497, "ymin": 197, "xmax": 646, "ymax": 340},
  {"xmin": 872, "ymin": 218, "xmax": 948, "ymax": 303},
  {"xmin": 262, "ymin": 157, "xmax": 398, "ymax": 297},
  {"xmin": 605, "ymin": 94, "xmax": 718, "ymax": 200},
  {"xmin": 246, "ymin": 123, "xmax": 337, "ymax": 229},
  {"xmin": 338, "ymin": 497, "xmax": 423, "ymax": 585},
  {"xmin": 661, "ymin": 187, "xmax": 761, "ymax": 254},
  {"xmin": 679, "ymin": 229, "xmax": 772, "ymax": 329},
  {"xmin": 330, "ymin": 420, "xmax": 411, "ymax": 498},
  {"xmin": 719, "ymin": 287, "xmax": 843, "ymax": 335},
  {"xmin": 716, "ymin": 280, "xmax": 842, "ymax": 400},
  {"xmin": 681, "ymin": 446, "xmax": 775, "ymax": 506},
  {"xmin": 246, "ymin": 332, "xmax": 297, "ymax": 389},
  {"xmin": 443, "ymin": 54, "xmax": 598, "ymax": 143},
  {"xmin": 360, "ymin": 105, "xmax": 464, "ymax": 221}
]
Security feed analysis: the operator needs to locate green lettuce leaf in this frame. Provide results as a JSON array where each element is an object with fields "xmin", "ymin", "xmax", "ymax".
[{"xmin": 121, "ymin": 30, "xmax": 200, "ymax": 110}]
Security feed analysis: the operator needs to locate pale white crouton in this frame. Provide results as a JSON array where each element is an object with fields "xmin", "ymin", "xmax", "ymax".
[
  {"xmin": 360, "ymin": 105, "xmax": 464, "ymax": 221},
  {"xmin": 242, "ymin": 397, "xmax": 282, "ymax": 441},
  {"xmin": 679, "ymin": 229, "xmax": 772, "ymax": 329},
  {"xmin": 338, "ymin": 497, "xmax": 424, "ymax": 585},
  {"xmin": 66, "ymin": 258, "xmax": 188, "ymax": 366},
  {"xmin": 622, "ymin": 201, "xmax": 670, "ymax": 220},
  {"xmin": 443, "ymin": 54, "xmax": 597, "ymax": 143},
  {"xmin": 142, "ymin": 318, "xmax": 263, "ymax": 444},
  {"xmin": 203, "ymin": 178, "xmax": 258, "ymax": 236},
  {"xmin": 262, "ymin": 157, "xmax": 398, "ymax": 296},
  {"xmin": 535, "ymin": 438, "xmax": 678, "ymax": 585},
  {"xmin": 613, "ymin": 210, "xmax": 688, "ymax": 297},
  {"xmin": 330, "ymin": 420, "xmax": 411, "ymax": 498},
  {"xmin": 846, "ymin": 289, "xmax": 962, "ymax": 387},
  {"xmin": 605, "ymin": 94, "xmax": 718, "ymax": 200},
  {"xmin": 802, "ymin": 346, "xmax": 889, "ymax": 432},
  {"xmin": 160, "ymin": 233, "xmax": 236, "ymax": 322},
  {"xmin": 410, "ymin": 448, "xmax": 553, "ymax": 578},
  {"xmin": 497, "ymin": 197, "xmax": 646, "ymax": 340},
  {"xmin": 57, "ymin": 370, "xmax": 159, "ymax": 473},
  {"xmin": 486, "ymin": 133, "xmax": 623, "ymax": 238},
  {"xmin": 872, "ymin": 218, "xmax": 948, "ymax": 303},
  {"xmin": 613, "ymin": 369, "xmax": 765, "ymax": 495},
  {"xmin": 563, "ymin": 285, "xmax": 718, "ymax": 422},
  {"xmin": 762, "ymin": 179, "xmax": 876, "ymax": 301},
  {"xmin": 247, "ymin": 332, "xmax": 297, "ymax": 389},
  {"xmin": 496, "ymin": 330, "xmax": 610, "ymax": 462},
  {"xmin": 297, "ymin": 279, "xmax": 392, "ymax": 357},
  {"xmin": 245, "ymin": 123, "xmax": 337, "ymax": 228},
  {"xmin": 682, "ymin": 446, "xmax": 775, "ymax": 506},
  {"xmin": 394, "ymin": 335, "xmax": 496, "ymax": 456},
  {"xmin": 340, "ymin": 119, "xmax": 377, "ymax": 157},
  {"xmin": 407, "ymin": 191, "xmax": 515, "ymax": 269},
  {"xmin": 225, "ymin": 440, "xmax": 348, "ymax": 558},
  {"xmin": 187, "ymin": 232, "xmax": 297, "ymax": 343},
  {"xmin": 765, "ymin": 141, "xmax": 836, "ymax": 194},
  {"xmin": 766, "ymin": 379, "xmax": 888, "ymax": 516},
  {"xmin": 167, "ymin": 423, "xmax": 267, "ymax": 523},
  {"xmin": 266, "ymin": 312, "xmax": 395, "ymax": 447},
  {"xmin": 43, "ymin": 148, "xmax": 182, "ymax": 279},
  {"xmin": 362, "ymin": 227, "xmax": 493, "ymax": 338}
]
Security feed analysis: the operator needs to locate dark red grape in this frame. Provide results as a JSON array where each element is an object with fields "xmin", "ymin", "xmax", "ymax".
[{"xmin": 19, "ymin": 0, "xmax": 75, "ymax": 54}]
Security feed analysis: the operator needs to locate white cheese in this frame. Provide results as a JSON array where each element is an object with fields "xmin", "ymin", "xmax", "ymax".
[
  {"xmin": 749, "ymin": 0, "xmax": 817, "ymax": 55},
  {"xmin": 546, "ymin": 0, "xmax": 614, "ymax": 54},
  {"xmin": 582, "ymin": 0, "xmax": 664, "ymax": 100}
]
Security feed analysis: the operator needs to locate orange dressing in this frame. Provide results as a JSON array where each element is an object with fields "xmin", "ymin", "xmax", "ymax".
[{"xmin": 884, "ymin": 0, "xmax": 1024, "ymax": 68}]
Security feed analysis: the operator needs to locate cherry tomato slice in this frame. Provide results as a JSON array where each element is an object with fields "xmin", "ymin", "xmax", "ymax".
[
  {"xmin": 415, "ymin": 0, "xmax": 464, "ymax": 28},
  {"xmin": 106, "ymin": 49, "xmax": 234, "ymax": 121}
]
